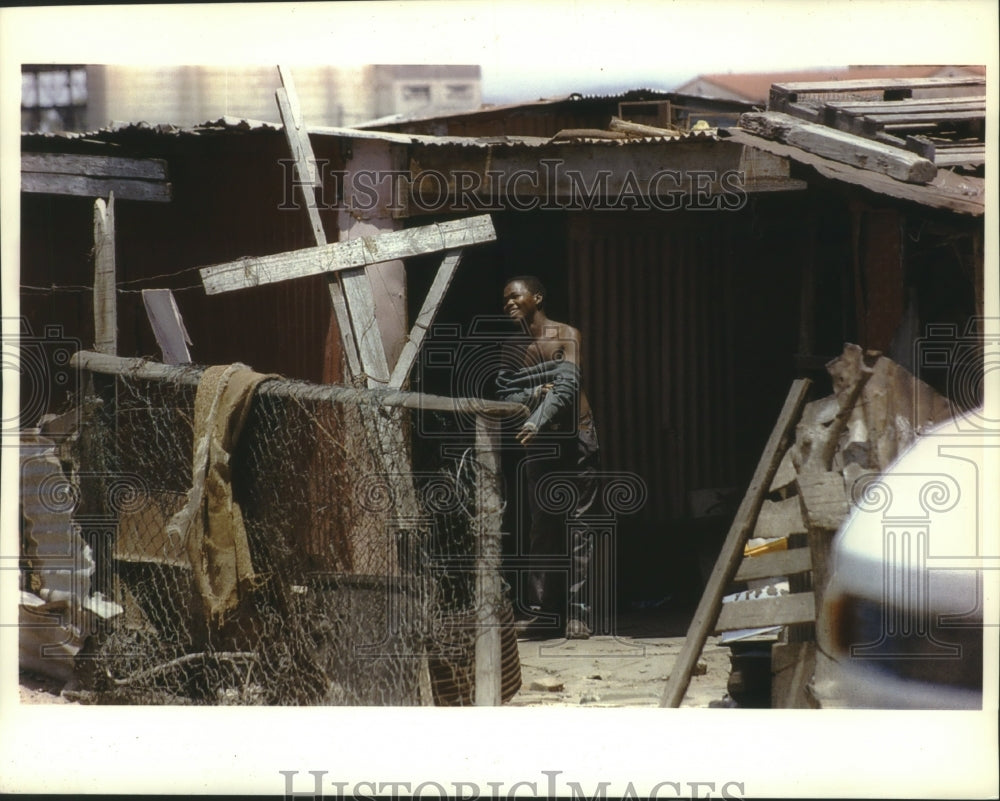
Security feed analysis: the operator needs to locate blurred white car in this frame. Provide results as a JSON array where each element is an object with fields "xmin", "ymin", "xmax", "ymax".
[{"xmin": 820, "ymin": 409, "xmax": 995, "ymax": 709}]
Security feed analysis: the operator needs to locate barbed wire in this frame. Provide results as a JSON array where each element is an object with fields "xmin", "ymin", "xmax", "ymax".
[{"xmin": 20, "ymin": 283, "xmax": 205, "ymax": 294}]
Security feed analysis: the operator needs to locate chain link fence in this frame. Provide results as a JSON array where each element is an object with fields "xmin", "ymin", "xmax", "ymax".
[{"xmin": 43, "ymin": 355, "xmax": 521, "ymax": 705}]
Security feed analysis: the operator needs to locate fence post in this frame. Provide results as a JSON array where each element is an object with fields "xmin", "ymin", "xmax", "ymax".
[
  {"xmin": 474, "ymin": 414, "xmax": 503, "ymax": 705},
  {"xmin": 93, "ymin": 193, "xmax": 116, "ymax": 355}
]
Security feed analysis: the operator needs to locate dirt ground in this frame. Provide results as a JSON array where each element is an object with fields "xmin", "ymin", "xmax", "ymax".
[
  {"xmin": 19, "ymin": 609, "xmax": 735, "ymax": 708},
  {"xmin": 18, "ymin": 671, "xmax": 78, "ymax": 705},
  {"xmin": 507, "ymin": 608, "xmax": 733, "ymax": 708}
]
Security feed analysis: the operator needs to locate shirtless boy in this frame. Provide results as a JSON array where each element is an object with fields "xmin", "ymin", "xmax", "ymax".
[{"xmin": 497, "ymin": 276, "xmax": 600, "ymax": 639}]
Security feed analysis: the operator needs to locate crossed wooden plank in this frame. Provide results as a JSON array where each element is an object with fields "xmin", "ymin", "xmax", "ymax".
[
  {"xmin": 198, "ymin": 215, "xmax": 494, "ymax": 387},
  {"xmin": 196, "ymin": 65, "xmax": 497, "ymax": 391}
]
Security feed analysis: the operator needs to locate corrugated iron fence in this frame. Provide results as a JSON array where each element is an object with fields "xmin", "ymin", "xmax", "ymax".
[{"xmin": 569, "ymin": 213, "xmax": 739, "ymax": 521}]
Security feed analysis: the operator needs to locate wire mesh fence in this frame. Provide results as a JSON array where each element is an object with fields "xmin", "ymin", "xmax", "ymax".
[{"xmin": 45, "ymin": 357, "xmax": 520, "ymax": 705}]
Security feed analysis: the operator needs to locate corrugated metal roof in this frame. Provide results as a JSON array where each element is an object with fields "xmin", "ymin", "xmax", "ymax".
[
  {"xmin": 545, "ymin": 128, "xmax": 719, "ymax": 146},
  {"xmin": 20, "ymin": 117, "xmax": 283, "ymax": 147},
  {"xmin": 22, "ymin": 116, "xmax": 719, "ymax": 151},
  {"xmin": 355, "ymin": 89, "xmax": 672, "ymax": 127},
  {"xmin": 320, "ymin": 126, "xmax": 719, "ymax": 148},
  {"xmin": 355, "ymin": 88, "xmax": 750, "ymax": 130}
]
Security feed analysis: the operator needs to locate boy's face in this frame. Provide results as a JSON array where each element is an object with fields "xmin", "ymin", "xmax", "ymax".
[{"xmin": 503, "ymin": 280, "xmax": 540, "ymax": 321}]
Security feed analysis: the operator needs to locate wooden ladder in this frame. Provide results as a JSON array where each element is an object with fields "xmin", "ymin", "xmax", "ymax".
[{"xmin": 661, "ymin": 378, "xmax": 812, "ymax": 707}]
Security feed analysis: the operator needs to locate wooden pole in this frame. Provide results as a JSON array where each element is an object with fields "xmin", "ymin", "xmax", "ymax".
[
  {"xmin": 474, "ymin": 415, "xmax": 503, "ymax": 706},
  {"xmin": 275, "ymin": 64, "xmax": 361, "ymax": 380},
  {"xmin": 69, "ymin": 350, "xmax": 528, "ymax": 419},
  {"xmin": 141, "ymin": 289, "xmax": 192, "ymax": 364},
  {"xmin": 609, "ymin": 116, "xmax": 681, "ymax": 138},
  {"xmin": 93, "ymin": 193, "xmax": 116, "ymax": 355},
  {"xmin": 660, "ymin": 378, "xmax": 812, "ymax": 707},
  {"xmin": 389, "ymin": 249, "xmax": 464, "ymax": 389}
]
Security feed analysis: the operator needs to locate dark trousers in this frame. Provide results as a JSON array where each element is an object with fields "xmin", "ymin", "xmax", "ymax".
[{"xmin": 523, "ymin": 421, "xmax": 600, "ymax": 622}]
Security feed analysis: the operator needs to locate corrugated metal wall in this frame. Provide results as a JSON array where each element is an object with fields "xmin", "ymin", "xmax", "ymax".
[
  {"xmin": 442, "ymin": 109, "xmax": 614, "ymax": 139},
  {"xmin": 568, "ymin": 212, "xmax": 738, "ymax": 522},
  {"xmin": 20, "ymin": 130, "xmax": 346, "ymax": 421},
  {"xmin": 384, "ymin": 93, "xmax": 752, "ymax": 140}
]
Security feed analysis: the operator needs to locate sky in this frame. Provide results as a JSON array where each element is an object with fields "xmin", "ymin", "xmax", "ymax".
[{"xmin": 1, "ymin": 1, "xmax": 996, "ymax": 106}]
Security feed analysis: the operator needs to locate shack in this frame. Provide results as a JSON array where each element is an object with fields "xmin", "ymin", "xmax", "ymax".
[{"xmin": 16, "ymin": 72, "xmax": 986, "ymax": 704}]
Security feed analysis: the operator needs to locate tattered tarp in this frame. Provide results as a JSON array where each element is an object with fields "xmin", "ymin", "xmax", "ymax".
[{"xmin": 167, "ymin": 363, "xmax": 276, "ymax": 628}]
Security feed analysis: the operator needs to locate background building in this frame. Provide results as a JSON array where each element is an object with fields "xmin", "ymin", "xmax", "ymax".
[{"xmin": 20, "ymin": 64, "xmax": 483, "ymax": 132}]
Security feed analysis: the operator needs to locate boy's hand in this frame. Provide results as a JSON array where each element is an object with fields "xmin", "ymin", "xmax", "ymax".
[{"xmin": 516, "ymin": 422, "xmax": 538, "ymax": 445}]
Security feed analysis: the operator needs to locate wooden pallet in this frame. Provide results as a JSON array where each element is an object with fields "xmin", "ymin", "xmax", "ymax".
[
  {"xmin": 905, "ymin": 134, "xmax": 986, "ymax": 167},
  {"xmin": 769, "ymin": 75, "xmax": 986, "ymax": 109},
  {"xmin": 767, "ymin": 77, "xmax": 985, "ymax": 165}
]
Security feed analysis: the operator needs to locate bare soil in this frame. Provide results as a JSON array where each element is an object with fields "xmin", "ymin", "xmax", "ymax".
[
  {"xmin": 18, "ymin": 671, "xmax": 79, "ymax": 705},
  {"xmin": 19, "ymin": 609, "xmax": 735, "ymax": 709},
  {"xmin": 508, "ymin": 609, "xmax": 733, "ymax": 708}
]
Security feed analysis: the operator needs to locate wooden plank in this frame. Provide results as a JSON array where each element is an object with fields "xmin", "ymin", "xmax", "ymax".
[
  {"xmin": 807, "ymin": 525, "xmax": 837, "ymax": 613},
  {"xmin": 930, "ymin": 144, "xmax": 988, "ymax": 155},
  {"xmin": 739, "ymin": 111, "xmax": 937, "ymax": 184},
  {"xmin": 715, "ymin": 593, "xmax": 816, "ymax": 632},
  {"xmin": 141, "ymin": 289, "xmax": 192, "ymax": 364},
  {"xmin": 340, "ymin": 265, "xmax": 391, "ymax": 386},
  {"xmin": 389, "ymin": 249, "xmax": 463, "ymax": 389},
  {"xmin": 277, "ymin": 66, "xmax": 321, "ymax": 188},
  {"xmin": 93, "ymin": 194, "xmax": 116, "ymax": 355},
  {"xmin": 861, "ymin": 108, "xmax": 985, "ymax": 124},
  {"xmin": 872, "ymin": 131, "xmax": 908, "ymax": 148},
  {"xmin": 274, "ymin": 65, "xmax": 362, "ymax": 380},
  {"xmin": 797, "ymin": 471, "xmax": 849, "ymax": 532},
  {"xmin": 22, "ymin": 173, "xmax": 172, "ymax": 202},
  {"xmin": 474, "ymin": 416, "xmax": 503, "ymax": 705},
  {"xmin": 734, "ymin": 547, "xmax": 813, "ymax": 583},
  {"xmin": 860, "ymin": 109, "xmax": 984, "ymax": 137},
  {"xmin": 22, "ymin": 153, "xmax": 168, "ymax": 181},
  {"xmin": 932, "ymin": 141, "xmax": 988, "ymax": 151},
  {"xmin": 826, "ymin": 95, "xmax": 985, "ymax": 112},
  {"xmin": 934, "ymin": 151, "xmax": 985, "ymax": 168},
  {"xmin": 904, "ymin": 134, "xmax": 937, "ymax": 159},
  {"xmin": 769, "ymin": 448, "xmax": 798, "ymax": 494},
  {"xmin": 275, "ymin": 87, "xmax": 325, "ymax": 236},
  {"xmin": 608, "ymin": 116, "xmax": 680, "ymax": 138},
  {"xmin": 753, "ymin": 496, "xmax": 807, "ymax": 540},
  {"xmin": 325, "ymin": 277, "xmax": 362, "ymax": 380},
  {"xmin": 660, "ymin": 378, "xmax": 811, "ymax": 707},
  {"xmin": 779, "ymin": 102, "xmax": 824, "ymax": 124},
  {"xmin": 881, "ymin": 122, "xmax": 942, "ymax": 133},
  {"xmin": 200, "ymin": 215, "xmax": 496, "ymax": 295},
  {"xmin": 770, "ymin": 75, "xmax": 985, "ymax": 107}
]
